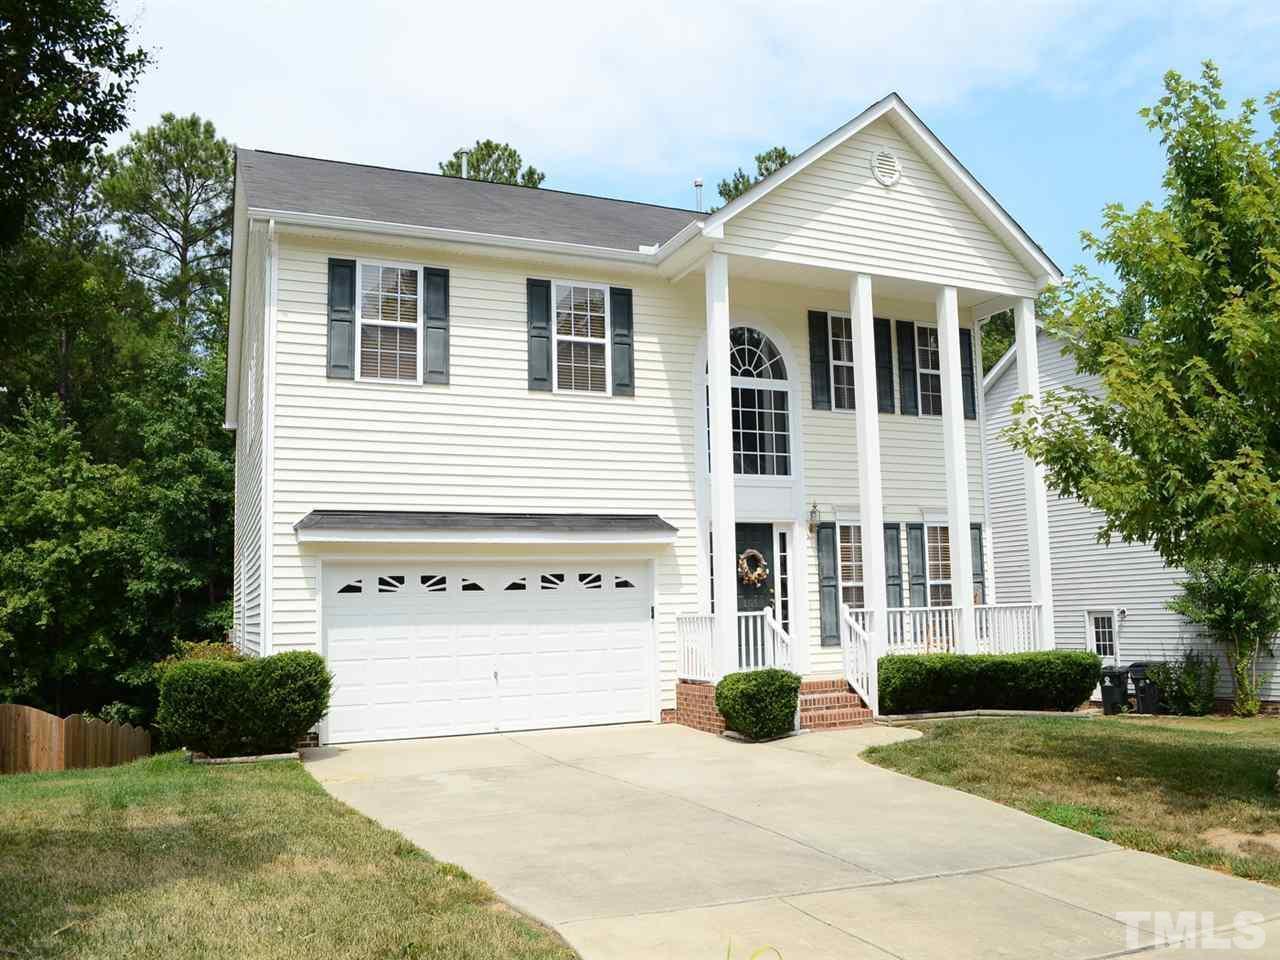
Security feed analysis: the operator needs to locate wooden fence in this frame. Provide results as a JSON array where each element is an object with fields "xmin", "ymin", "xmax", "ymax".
[{"xmin": 0, "ymin": 704, "xmax": 151, "ymax": 774}]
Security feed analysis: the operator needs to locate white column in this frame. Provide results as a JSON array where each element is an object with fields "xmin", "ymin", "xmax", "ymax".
[
  {"xmin": 705, "ymin": 253, "xmax": 739, "ymax": 678},
  {"xmin": 788, "ymin": 520, "xmax": 812, "ymax": 675},
  {"xmin": 1015, "ymin": 297, "xmax": 1056, "ymax": 648},
  {"xmin": 937, "ymin": 286, "xmax": 975, "ymax": 653},
  {"xmin": 851, "ymin": 274, "xmax": 887, "ymax": 648}
]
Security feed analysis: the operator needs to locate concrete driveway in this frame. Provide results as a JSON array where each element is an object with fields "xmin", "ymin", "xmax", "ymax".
[{"xmin": 305, "ymin": 723, "xmax": 1280, "ymax": 959}]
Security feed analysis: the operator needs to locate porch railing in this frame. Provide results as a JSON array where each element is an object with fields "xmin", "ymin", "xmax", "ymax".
[
  {"xmin": 738, "ymin": 610, "xmax": 792, "ymax": 671},
  {"xmin": 676, "ymin": 614, "xmax": 716, "ymax": 682},
  {"xmin": 884, "ymin": 606, "xmax": 959, "ymax": 655},
  {"xmin": 839, "ymin": 604, "xmax": 877, "ymax": 715},
  {"xmin": 975, "ymin": 603, "xmax": 1042, "ymax": 653}
]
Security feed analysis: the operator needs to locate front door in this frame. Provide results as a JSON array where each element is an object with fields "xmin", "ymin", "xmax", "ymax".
[{"xmin": 735, "ymin": 523, "xmax": 775, "ymax": 613}]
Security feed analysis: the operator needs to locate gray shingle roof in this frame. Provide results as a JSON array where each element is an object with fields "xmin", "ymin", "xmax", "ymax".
[
  {"xmin": 294, "ymin": 510, "xmax": 677, "ymax": 536},
  {"xmin": 237, "ymin": 148, "xmax": 700, "ymax": 252}
]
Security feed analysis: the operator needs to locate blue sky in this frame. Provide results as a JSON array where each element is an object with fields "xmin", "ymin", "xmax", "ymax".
[{"xmin": 116, "ymin": 1, "xmax": 1280, "ymax": 278}]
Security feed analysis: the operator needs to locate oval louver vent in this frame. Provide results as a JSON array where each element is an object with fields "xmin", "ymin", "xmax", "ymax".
[{"xmin": 871, "ymin": 150, "xmax": 902, "ymax": 187}]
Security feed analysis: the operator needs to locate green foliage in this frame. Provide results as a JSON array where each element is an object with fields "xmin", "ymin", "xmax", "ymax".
[
  {"xmin": 439, "ymin": 139, "xmax": 545, "ymax": 188},
  {"xmin": 101, "ymin": 113, "xmax": 233, "ymax": 345},
  {"xmin": 715, "ymin": 668, "xmax": 801, "ymax": 740},
  {"xmin": 0, "ymin": 0, "xmax": 149, "ymax": 244},
  {"xmin": 1169, "ymin": 561, "xmax": 1279, "ymax": 716},
  {"xmin": 1147, "ymin": 650, "xmax": 1221, "ymax": 716},
  {"xmin": 878, "ymin": 652, "xmax": 1101, "ymax": 714},
  {"xmin": 714, "ymin": 146, "xmax": 795, "ymax": 208},
  {"xmin": 1007, "ymin": 63, "xmax": 1280, "ymax": 568},
  {"xmin": 157, "ymin": 652, "xmax": 332, "ymax": 757},
  {"xmin": 156, "ymin": 640, "xmax": 245, "ymax": 675}
]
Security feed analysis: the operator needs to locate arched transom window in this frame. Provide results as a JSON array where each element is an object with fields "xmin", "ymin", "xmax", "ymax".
[{"xmin": 723, "ymin": 327, "xmax": 791, "ymax": 476}]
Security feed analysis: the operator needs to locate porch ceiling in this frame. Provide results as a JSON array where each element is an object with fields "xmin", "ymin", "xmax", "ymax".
[{"xmin": 722, "ymin": 253, "xmax": 1003, "ymax": 309}]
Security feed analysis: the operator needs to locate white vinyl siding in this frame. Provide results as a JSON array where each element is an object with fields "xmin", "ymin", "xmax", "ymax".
[
  {"xmin": 984, "ymin": 328, "xmax": 1279, "ymax": 702},
  {"xmin": 719, "ymin": 118, "xmax": 1038, "ymax": 298},
  {"xmin": 266, "ymin": 234, "xmax": 701, "ymax": 710},
  {"xmin": 232, "ymin": 219, "xmax": 269, "ymax": 656}
]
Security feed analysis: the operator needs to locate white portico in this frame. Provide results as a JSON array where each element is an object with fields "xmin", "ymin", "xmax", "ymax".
[{"xmin": 671, "ymin": 94, "xmax": 1059, "ymax": 715}]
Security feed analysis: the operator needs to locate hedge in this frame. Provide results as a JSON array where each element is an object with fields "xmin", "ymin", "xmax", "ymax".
[
  {"xmin": 715, "ymin": 668, "xmax": 801, "ymax": 740},
  {"xmin": 878, "ymin": 651, "xmax": 1101, "ymax": 714},
  {"xmin": 157, "ymin": 651, "xmax": 332, "ymax": 757}
]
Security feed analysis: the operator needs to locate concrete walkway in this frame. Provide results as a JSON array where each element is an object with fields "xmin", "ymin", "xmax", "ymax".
[{"xmin": 305, "ymin": 724, "xmax": 1280, "ymax": 959}]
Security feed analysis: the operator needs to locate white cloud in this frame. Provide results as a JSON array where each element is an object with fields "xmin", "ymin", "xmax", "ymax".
[{"xmin": 114, "ymin": 0, "xmax": 1277, "ymax": 199}]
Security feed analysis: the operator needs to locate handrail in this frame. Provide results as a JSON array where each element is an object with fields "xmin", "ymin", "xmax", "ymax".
[
  {"xmin": 840, "ymin": 604, "xmax": 877, "ymax": 715},
  {"xmin": 676, "ymin": 614, "xmax": 716, "ymax": 682}
]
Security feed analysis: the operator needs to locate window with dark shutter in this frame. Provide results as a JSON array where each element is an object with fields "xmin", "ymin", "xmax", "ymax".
[
  {"xmin": 423, "ymin": 267, "xmax": 449, "ymax": 384},
  {"xmin": 874, "ymin": 317, "xmax": 895, "ymax": 413},
  {"xmin": 884, "ymin": 523, "xmax": 903, "ymax": 607},
  {"xmin": 970, "ymin": 523, "xmax": 986, "ymax": 604},
  {"xmin": 906, "ymin": 523, "xmax": 927, "ymax": 607},
  {"xmin": 326, "ymin": 259, "xmax": 356, "ymax": 379},
  {"xmin": 896, "ymin": 321, "xmax": 918, "ymax": 415},
  {"xmin": 527, "ymin": 278, "xmax": 552, "ymax": 391},
  {"xmin": 808, "ymin": 310, "xmax": 831, "ymax": 410},
  {"xmin": 610, "ymin": 287, "xmax": 634, "ymax": 396},
  {"xmin": 959, "ymin": 328, "xmax": 977, "ymax": 420}
]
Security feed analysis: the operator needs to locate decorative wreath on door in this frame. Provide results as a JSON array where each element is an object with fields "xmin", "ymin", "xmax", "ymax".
[{"xmin": 737, "ymin": 548, "xmax": 769, "ymax": 588}]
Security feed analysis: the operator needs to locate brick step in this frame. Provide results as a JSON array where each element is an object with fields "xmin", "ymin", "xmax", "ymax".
[
  {"xmin": 799, "ymin": 692, "xmax": 864, "ymax": 708},
  {"xmin": 799, "ymin": 678, "xmax": 850, "ymax": 693}
]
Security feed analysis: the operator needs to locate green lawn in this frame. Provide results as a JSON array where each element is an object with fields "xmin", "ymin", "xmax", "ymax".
[
  {"xmin": 865, "ymin": 715, "xmax": 1280, "ymax": 887},
  {"xmin": 0, "ymin": 753, "xmax": 575, "ymax": 960}
]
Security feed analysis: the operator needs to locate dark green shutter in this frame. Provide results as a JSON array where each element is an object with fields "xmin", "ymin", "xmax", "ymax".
[
  {"xmin": 907, "ymin": 522, "xmax": 927, "ymax": 607},
  {"xmin": 423, "ymin": 268, "xmax": 449, "ymax": 384},
  {"xmin": 527, "ymin": 278, "xmax": 552, "ymax": 391},
  {"xmin": 959, "ymin": 328, "xmax": 977, "ymax": 420},
  {"xmin": 970, "ymin": 523, "xmax": 986, "ymax": 604},
  {"xmin": 610, "ymin": 287, "xmax": 634, "ymax": 396},
  {"xmin": 817, "ymin": 522, "xmax": 839, "ymax": 645},
  {"xmin": 874, "ymin": 317, "xmax": 895, "ymax": 413},
  {"xmin": 897, "ymin": 321, "xmax": 918, "ymax": 415},
  {"xmin": 326, "ymin": 258, "xmax": 356, "ymax": 379},
  {"xmin": 884, "ymin": 523, "xmax": 903, "ymax": 607},
  {"xmin": 808, "ymin": 310, "xmax": 831, "ymax": 410}
]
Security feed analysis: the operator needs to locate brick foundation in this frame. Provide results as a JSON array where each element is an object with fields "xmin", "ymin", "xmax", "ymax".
[
  {"xmin": 296, "ymin": 731, "xmax": 320, "ymax": 749},
  {"xmin": 670, "ymin": 677, "xmax": 872, "ymax": 736}
]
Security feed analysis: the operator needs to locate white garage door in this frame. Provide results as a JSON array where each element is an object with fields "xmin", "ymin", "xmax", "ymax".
[{"xmin": 321, "ymin": 561, "xmax": 653, "ymax": 743}]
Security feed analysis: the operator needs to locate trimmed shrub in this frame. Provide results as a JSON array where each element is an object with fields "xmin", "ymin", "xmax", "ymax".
[
  {"xmin": 157, "ymin": 651, "xmax": 332, "ymax": 757},
  {"xmin": 715, "ymin": 668, "xmax": 802, "ymax": 740},
  {"xmin": 878, "ymin": 651, "xmax": 1101, "ymax": 714}
]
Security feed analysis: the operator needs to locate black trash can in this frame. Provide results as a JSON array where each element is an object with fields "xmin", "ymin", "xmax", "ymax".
[
  {"xmin": 1100, "ymin": 665, "xmax": 1129, "ymax": 715},
  {"xmin": 1128, "ymin": 662, "xmax": 1160, "ymax": 714}
]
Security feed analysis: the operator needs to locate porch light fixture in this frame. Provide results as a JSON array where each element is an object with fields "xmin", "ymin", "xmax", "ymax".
[{"xmin": 808, "ymin": 502, "xmax": 820, "ymax": 533}]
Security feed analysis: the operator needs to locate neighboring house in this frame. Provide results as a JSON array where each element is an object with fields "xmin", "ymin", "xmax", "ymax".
[
  {"xmin": 983, "ymin": 328, "xmax": 1280, "ymax": 707},
  {"xmin": 227, "ymin": 93, "xmax": 1062, "ymax": 745}
]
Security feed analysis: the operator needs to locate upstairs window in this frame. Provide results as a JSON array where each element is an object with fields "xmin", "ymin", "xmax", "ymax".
[
  {"xmin": 729, "ymin": 327, "xmax": 790, "ymax": 476},
  {"xmin": 359, "ymin": 262, "xmax": 420, "ymax": 382},
  {"xmin": 554, "ymin": 281, "xmax": 609, "ymax": 393},
  {"xmin": 916, "ymin": 326, "xmax": 943, "ymax": 416},
  {"xmin": 828, "ymin": 314, "xmax": 856, "ymax": 411}
]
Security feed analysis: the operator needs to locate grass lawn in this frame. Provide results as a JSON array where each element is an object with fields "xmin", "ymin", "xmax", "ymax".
[
  {"xmin": 864, "ymin": 715, "xmax": 1280, "ymax": 887},
  {"xmin": 0, "ymin": 753, "xmax": 575, "ymax": 960}
]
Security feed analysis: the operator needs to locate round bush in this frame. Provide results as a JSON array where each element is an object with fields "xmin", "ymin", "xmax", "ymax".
[
  {"xmin": 715, "ymin": 668, "xmax": 802, "ymax": 741},
  {"xmin": 157, "ymin": 651, "xmax": 332, "ymax": 757}
]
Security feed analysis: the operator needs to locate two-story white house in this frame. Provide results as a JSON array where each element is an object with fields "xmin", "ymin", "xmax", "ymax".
[{"xmin": 226, "ymin": 93, "xmax": 1060, "ymax": 744}]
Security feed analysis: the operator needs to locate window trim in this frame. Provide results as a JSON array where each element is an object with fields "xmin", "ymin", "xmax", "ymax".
[
  {"xmin": 836, "ymin": 520, "xmax": 865, "ymax": 610},
  {"xmin": 827, "ymin": 312, "xmax": 857, "ymax": 413},
  {"xmin": 550, "ymin": 278, "xmax": 613, "ymax": 396},
  {"xmin": 915, "ymin": 323, "xmax": 943, "ymax": 417},
  {"xmin": 355, "ymin": 258, "xmax": 425, "ymax": 385}
]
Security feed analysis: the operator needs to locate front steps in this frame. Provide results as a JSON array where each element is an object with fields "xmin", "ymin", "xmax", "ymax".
[
  {"xmin": 797, "ymin": 678, "xmax": 874, "ymax": 730},
  {"xmin": 667, "ymin": 678, "xmax": 873, "ymax": 735}
]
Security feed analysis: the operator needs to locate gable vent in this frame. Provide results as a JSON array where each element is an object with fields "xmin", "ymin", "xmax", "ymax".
[{"xmin": 871, "ymin": 150, "xmax": 902, "ymax": 187}]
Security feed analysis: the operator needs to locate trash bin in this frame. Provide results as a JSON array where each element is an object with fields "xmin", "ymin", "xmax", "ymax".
[
  {"xmin": 1100, "ymin": 665, "xmax": 1129, "ymax": 715},
  {"xmin": 1128, "ymin": 662, "xmax": 1160, "ymax": 714}
]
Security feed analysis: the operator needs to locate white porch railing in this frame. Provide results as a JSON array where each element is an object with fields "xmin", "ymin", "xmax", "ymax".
[
  {"xmin": 884, "ymin": 606, "xmax": 960, "ymax": 655},
  {"xmin": 676, "ymin": 614, "xmax": 716, "ymax": 682},
  {"xmin": 738, "ymin": 610, "xmax": 792, "ymax": 671},
  {"xmin": 975, "ymin": 603, "xmax": 1042, "ymax": 653},
  {"xmin": 839, "ymin": 604, "xmax": 877, "ymax": 715}
]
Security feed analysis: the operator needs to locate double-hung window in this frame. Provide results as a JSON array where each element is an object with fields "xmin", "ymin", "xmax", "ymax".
[
  {"xmin": 916, "ymin": 326, "xmax": 943, "ymax": 416},
  {"xmin": 358, "ymin": 261, "xmax": 421, "ymax": 382},
  {"xmin": 1090, "ymin": 611, "xmax": 1118, "ymax": 660},
  {"xmin": 925, "ymin": 523, "xmax": 952, "ymax": 605},
  {"xmin": 828, "ymin": 313, "xmax": 856, "ymax": 410},
  {"xmin": 553, "ymin": 281, "xmax": 610, "ymax": 393},
  {"xmin": 838, "ymin": 524, "xmax": 865, "ymax": 608}
]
